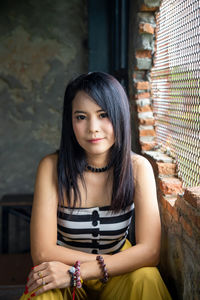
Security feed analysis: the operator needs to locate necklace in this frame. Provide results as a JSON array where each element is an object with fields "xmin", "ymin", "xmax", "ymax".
[{"xmin": 86, "ymin": 164, "xmax": 109, "ymax": 173}]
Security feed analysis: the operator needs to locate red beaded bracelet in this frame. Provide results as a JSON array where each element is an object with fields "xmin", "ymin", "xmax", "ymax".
[
  {"xmin": 68, "ymin": 261, "xmax": 83, "ymax": 300},
  {"xmin": 74, "ymin": 261, "xmax": 82, "ymax": 288},
  {"xmin": 96, "ymin": 255, "xmax": 109, "ymax": 283},
  {"xmin": 68, "ymin": 261, "xmax": 82, "ymax": 288}
]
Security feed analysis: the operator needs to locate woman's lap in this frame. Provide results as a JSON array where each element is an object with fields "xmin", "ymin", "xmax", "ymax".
[
  {"xmin": 20, "ymin": 266, "xmax": 172, "ymax": 300},
  {"xmin": 99, "ymin": 267, "xmax": 172, "ymax": 300},
  {"xmin": 20, "ymin": 241, "xmax": 171, "ymax": 299}
]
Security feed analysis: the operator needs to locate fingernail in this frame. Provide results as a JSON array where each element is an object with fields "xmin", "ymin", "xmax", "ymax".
[
  {"xmin": 31, "ymin": 293, "xmax": 36, "ymax": 297},
  {"xmin": 31, "ymin": 265, "xmax": 38, "ymax": 269}
]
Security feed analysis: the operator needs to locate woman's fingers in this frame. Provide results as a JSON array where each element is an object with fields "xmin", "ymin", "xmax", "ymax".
[
  {"xmin": 33, "ymin": 281, "xmax": 56, "ymax": 297},
  {"xmin": 25, "ymin": 261, "xmax": 71, "ymax": 296},
  {"xmin": 28, "ymin": 274, "xmax": 51, "ymax": 293},
  {"xmin": 27, "ymin": 263, "xmax": 49, "ymax": 291}
]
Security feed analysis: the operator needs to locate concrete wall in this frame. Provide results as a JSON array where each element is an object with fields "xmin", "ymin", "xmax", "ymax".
[{"xmin": 0, "ymin": 0, "xmax": 88, "ymax": 198}]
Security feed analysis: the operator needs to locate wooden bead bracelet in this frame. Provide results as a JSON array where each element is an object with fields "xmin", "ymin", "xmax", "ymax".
[{"xmin": 96, "ymin": 255, "xmax": 109, "ymax": 283}]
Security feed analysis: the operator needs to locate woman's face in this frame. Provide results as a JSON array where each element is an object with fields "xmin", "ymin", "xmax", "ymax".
[{"xmin": 72, "ymin": 91, "xmax": 115, "ymax": 160}]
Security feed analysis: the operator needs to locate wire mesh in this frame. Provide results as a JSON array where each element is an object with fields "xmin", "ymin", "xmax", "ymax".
[{"xmin": 151, "ymin": 0, "xmax": 200, "ymax": 187}]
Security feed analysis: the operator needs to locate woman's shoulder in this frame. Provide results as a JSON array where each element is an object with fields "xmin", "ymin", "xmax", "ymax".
[
  {"xmin": 131, "ymin": 152, "xmax": 153, "ymax": 179},
  {"xmin": 37, "ymin": 152, "xmax": 58, "ymax": 174},
  {"xmin": 131, "ymin": 152, "xmax": 151, "ymax": 167}
]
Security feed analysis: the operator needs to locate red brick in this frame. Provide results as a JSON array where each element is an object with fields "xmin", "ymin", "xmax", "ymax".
[
  {"xmin": 156, "ymin": 162, "xmax": 177, "ymax": 176},
  {"xmin": 139, "ymin": 118, "xmax": 155, "ymax": 125},
  {"xmin": 140, "ymin": 141, "xmax": 156, "ymax": 151},
  {"xmin": 135, "ymin": 92, "xmax": 151, "ymax": 99},
  {"xmin": 176, "ymin": 194, "xmax": 200, "ymax": 230},
  {"xmin": 169, "ymin": 222, "xmax": 182, "ymax": 236},
  {"xmin": 180, "ymin": 216, "xmax": 193, "ymax": 237},
  {"xmin": 137, "ymin": 105, "xmax": 152, "ymax": 112},
  {"xmin": 135, "ymin": 81, "xmax": 150, "ymax": 90},
  {"xmin": 139, "ymin": 129, "xmax": 156, "ymax": 136},
  {"xmin": 132, "ymin": 70, "xmax": 146, "ymax": 80},
  {"xmin": 136, "ymin": 50, "xmax": 152, "ymax": 58},
  {"xmin": 162, "ymin": 210, "xmax": 172, "ymax": 225},
  {"xmin": 190, "ymin": 215, "xmax": 200, "ymax": 231},
  {"xmin": 139, "ymin": 23, "xmax": 155, "ymax": 34},
  {"xmin": 160, "ymin": 195, "xmax": 167, "ymax": 209},
  {"xmin": 184, "ymin": 186, "xmax": 200, "ymax": 208},
  {"xmin": 140, "ymin": 4, "xmax": 159, "ymax": 12},
  {"xmin": 159, "ymin": 177, "xmax": 183, "ymax": 195},
  {"xmin": 166, "ymin": 198, "xmax": 179, "ymax": 222}
]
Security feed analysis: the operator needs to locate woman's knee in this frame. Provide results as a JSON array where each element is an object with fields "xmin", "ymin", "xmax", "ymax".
[
  {"xmin": 122, "ymin": 267, "xmax": 171, "ymax": 300},
  {"xmin": 127, "ymin": 267, "xmax": 161, "ymax": 286}
]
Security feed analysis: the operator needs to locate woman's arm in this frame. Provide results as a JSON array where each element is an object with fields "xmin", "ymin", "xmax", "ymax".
[
  {"xmin": 80, "ymin": 155, "xmax": 161, "ymax": 281},
  {"xmin": 30, "ymin": 154, "xmax": 99, "ymax": 266},
  {"xmin": 27, "ymin": 154, "xmax": 105, "ymax": 296},
  {"xmin": 27, "ymin": 154, "xmax": 160, "ymax": 295}
]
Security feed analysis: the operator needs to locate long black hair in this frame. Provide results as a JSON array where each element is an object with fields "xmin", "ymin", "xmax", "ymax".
[{"xmin": 57, "ymin": 72, "xmax": 134, "ymax": 211}]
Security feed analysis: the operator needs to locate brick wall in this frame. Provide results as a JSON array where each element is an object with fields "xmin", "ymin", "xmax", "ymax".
[
  {"xmin": 132, "ymin": 1, "xmax": 158, "ymax": 152},
  {"xmin": 131, "ymin": 1, "xmax": 200, "ymax": 299},
  {"xmin": 144, "ymin": 152, "xmax": 200, "ymax": 300}
]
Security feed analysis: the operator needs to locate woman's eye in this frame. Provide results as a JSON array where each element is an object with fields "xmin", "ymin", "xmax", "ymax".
[
  {"xmin": 76, "ymin": 115, "xmax": 86, "ymax": 120},
  {"xmin": 99, "ymin": 112, "xmax": 108, "ymax": 119}
]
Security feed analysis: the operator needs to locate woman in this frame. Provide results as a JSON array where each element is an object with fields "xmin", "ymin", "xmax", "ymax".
[{"xmin": 20, "ymin": 72, "xmax": 172, "ymax": 299}]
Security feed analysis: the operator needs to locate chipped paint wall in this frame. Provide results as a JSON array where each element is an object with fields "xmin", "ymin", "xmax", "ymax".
[{"xmin": 0, "ymin": 0, "xmax": 88, "ymax": 198}]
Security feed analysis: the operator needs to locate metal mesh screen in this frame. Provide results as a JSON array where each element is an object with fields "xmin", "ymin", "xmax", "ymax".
[{"xmin": 151, "ymin": 0, "xmax": 200, "ymax": 187}]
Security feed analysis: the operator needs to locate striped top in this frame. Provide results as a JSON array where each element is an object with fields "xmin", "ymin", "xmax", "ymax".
[{"xmin": 57, "ymin": 203, "xmax": 134, "ymax": 255}]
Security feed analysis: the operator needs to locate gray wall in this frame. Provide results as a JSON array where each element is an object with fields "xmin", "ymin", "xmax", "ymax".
[{"xmin": 0, "ymin": 0, "xmax": 88, "ymax": 198}]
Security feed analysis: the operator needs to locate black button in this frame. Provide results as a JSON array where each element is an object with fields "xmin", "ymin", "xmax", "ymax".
[
  {"xmin": 92, "ymin": 240, "xmax": 99, "ymax": 248},
  {"xmin": 92, "ymin": 210, "xmax": 99, "ymax": 219},
  {"xmin": 92, "ymin": 249, "xmax": 98, "ymax": 254},
  {"xmin": 92, "ymin": 220, "xmax": 98, "ymax": 226},
  {"xmin": 92, "ymin": 231, "xmax": 99, "ymax": 237},
  {"xmin": 92, "ymin": 210, "xmax": 99, "ymax": 226}
]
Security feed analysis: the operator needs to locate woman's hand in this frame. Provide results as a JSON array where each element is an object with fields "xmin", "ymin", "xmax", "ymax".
[{"xmin": 26, "ymin": 261, "xmax": 71, "ymax": 297}]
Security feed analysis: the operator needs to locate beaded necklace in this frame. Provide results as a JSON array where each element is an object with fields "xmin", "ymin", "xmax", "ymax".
[{"xmin": 86, "ymin": 164, "xmax": 109, "ymax": 173}]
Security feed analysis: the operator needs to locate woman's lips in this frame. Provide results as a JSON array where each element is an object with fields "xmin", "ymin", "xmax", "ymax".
[{"xmin": 87, "ymin": 138, "xmax": 104, "ymax": 143}]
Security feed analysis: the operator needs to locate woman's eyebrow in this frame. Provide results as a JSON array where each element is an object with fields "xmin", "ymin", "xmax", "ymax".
[
  {"xmin": 74, "ymin": 109, "xmax": 105, "ymax": 114},
  {"xmin": 74, "ymin": 110, "xmax": 86, "ymax": 114}
]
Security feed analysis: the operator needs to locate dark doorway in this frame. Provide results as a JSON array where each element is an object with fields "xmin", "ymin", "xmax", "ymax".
[{"xmin": 88, "ymin": 0, "xmax": 129, "ymax": 92}]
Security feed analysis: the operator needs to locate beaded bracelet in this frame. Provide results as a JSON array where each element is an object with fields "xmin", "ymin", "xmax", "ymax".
[
  {"xmin": 74, "ymin": 261, "xmax": 82, "ymax": 288},
  {"xmin": 68, "ymin": 261, "xmax": 83, "ymax": 288},
  {"xmin": 96, "ymin": 255, "xmax": 109, "ymax": 283},
  {"xmin": 68, "ymin": 266, "xmax": 76, "ymax": 287},
  {"xmin": 68, "ymin": 261, "xmax": 83, "ymax": 300}
]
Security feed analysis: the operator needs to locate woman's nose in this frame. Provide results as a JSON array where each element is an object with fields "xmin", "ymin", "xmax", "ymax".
[{"xmin": 88, "ymin": 118, "xmax": 99, "ymax": 133}]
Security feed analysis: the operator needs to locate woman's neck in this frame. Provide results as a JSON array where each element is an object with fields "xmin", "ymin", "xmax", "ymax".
[{"xmin": 86, "ymin": 153, "xmax": 109, "ymax": 168}]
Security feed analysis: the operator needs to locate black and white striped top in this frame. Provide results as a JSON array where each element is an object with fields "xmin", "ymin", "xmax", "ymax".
[{"xmin": 57, "ymin": 203, "xmax": 134, "ymax": 255}]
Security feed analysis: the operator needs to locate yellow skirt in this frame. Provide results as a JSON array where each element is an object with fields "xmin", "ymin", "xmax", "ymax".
[{"xmin": 20, "ymin": 240, "xmax": 172, "ymax": 300}]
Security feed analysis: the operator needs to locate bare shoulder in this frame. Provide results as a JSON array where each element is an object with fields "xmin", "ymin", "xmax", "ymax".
[
  {"xmin": 131, "ymin": 152, "xmax": 154, "ymax": 182},
  {"xmin": 36, "ymin": 152, "xmax": 58, "ymax": 185},
  {"xmin": 131, "ymin": 152, "xmax": 152, "ymax": 169},
  {"xmin": 38, "ymin": 153, "xmax": 58, "ymax": 171},
  {"xmin": 33, "ymin": 153, "xmax": 59, "ymax": 207}
]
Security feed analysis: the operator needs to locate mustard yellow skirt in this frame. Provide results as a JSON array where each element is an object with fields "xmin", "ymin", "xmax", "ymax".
[{"xmin": 20, "ymin": 240, "xmax": 172, "ymax": 300}]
